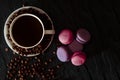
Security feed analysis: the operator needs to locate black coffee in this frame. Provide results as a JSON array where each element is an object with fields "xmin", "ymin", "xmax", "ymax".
[{"xmin": 12, "ymin": 15, "xmax": 43, "ymax": 47}]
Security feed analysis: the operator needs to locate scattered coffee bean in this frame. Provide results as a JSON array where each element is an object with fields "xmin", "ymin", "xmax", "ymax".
[
  {"xmin": 42, "ymin": 75, "xmax": 45, "ymax": 78},
  {"xmin": 5, "ymin": 48, "xmax": 9, "ymax": 52},
  {"xmin": 19, "ymin": 77, "xmax": 24, "ymax": 80},
  {"xmin": 50, "ymin": 71, "xmax": 53, "ymax": 75},
  {"xmin": 37, "ymin": 58, "xmax": 41, "ymax": 62},
  {"xmin": 6, "ymin": 23, "xmax": 10, "ymax": 27},
  {"xmin": 48, "ymin": 69, "xmax": 51, "ymax": 72},
  {"xmin": 52, "ymin": 75, "xmax": 55, "ymax": 78},
  {"xmin": 49, "ymin": 59, "xmax": 52, "ymax": 62},
  {"xmin": 34, "ymin": 56, "xmax": 38, "ymax": 60},
  {"xmin": 7, "ymin": 34, "xmax": 11, "ymax": 41},
  {"xmin": 44, "ymin": 62, "xmax": 48, "ymax": 65},
  {"xmin": 30, "ymin": 75, "xmax": 34, "ymax": 78},
  {"xmin": 53, "ymin": 51, "xmax": 56, "ymax": 55},
  {"xmin": 24, "ymin": 61, "xmax": 27, "ymax": 64},
  {"xmin": 57, "ymin": 65, "xmax": 60, "ymax": 68},
  {"xmin": 48, "ymin": 77, "xmax": 51, "ymax": 80}
]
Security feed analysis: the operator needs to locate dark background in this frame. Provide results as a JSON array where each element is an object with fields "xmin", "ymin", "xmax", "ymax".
[{"xmin": 1, "ymin": 0, "xmax": 120, "ymax": 80}]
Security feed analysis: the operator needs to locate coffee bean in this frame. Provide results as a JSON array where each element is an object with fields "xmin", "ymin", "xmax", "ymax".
[
  {"xmin": 19, "ymin": 77, "xmax": 24, "ymax": 80},
  {"xmin": 13, "ymin": 52, "xmax": 16, "ymax": 54},
  {"xmin": 52, "ymin": 75, "xmax": 55, "ymax": 78},
  {"xmin": 9, "ymin": 73, "xmax": 13, "ymax": 77},
  {"xmin": 34, "ymin": 57, "xmax": 38, "ymax": 60},
  {"xmin": 26, "ymin": 72, "xmax": 29, "ymax": 76},
  {"xmin": 25, "ymin": 49, "xmax": 28, "ymax": 52},
  {"xmin": 9, "ymin": 18, "xmax": 13, "ymax": 22},
  {"xmin": 11, "ymin": 59, "xmax": 14, "ymax": 62},
  {"xmin": 31, "ymin": 64, "xmax": 34, "ymax": 68},
  {"xmin": 21, "ymin": 60, "xmax": 24, "ymax": 64},
  {"xmin": 7, "ymin": 34, "xmax": 12, "ymax": 41},
  {"xmin": 7, "ymin": 76, "xmax": 12, "ymax": 80},
  {"xmin": 48, "ymin": 77, "xmax": 51, "ymax": 80},
  {"xmin": 53, "ymin": 51, "xmax": 56, "ymax": 55},
  {"xmin": 38, "ymin": 45, "xmax": 41, "ymax": 48},
  {"xmin": 7, "ymin": 75, "xmax": 9, "ymax": 78},
  {"xmin": 48, "ymin": 69, "xmax": 51, "ymax": 72},
  {"xmin": 9, "ymin": 63, "xmax": 13, "ymax": 66},
  {"xmin": 14, "ymin": 78, "xmax": 17, "ymax": 80},
  {"xmin": 13, "ymin": 13, "xmax": 18, "ymax": 18},
  {"xmin": 9, "ymin": 66, "xmax": 12, "ymax": 69},
  {"xmin": 14, "ymin": 62, "xmax": 17, "ymax": 66},
  {"xmin": 56, "ymin": 65, "xmax": 60, "ymax": 69},
  {"xmin": 44, "ymin": 62, "xmax": 48, "ymax": 65},
  {"xmin": 8, "ymin": 20, "xmax": 12, "ymax": 24},
  {"xmin": 31, "ymin": 75, "xmax": 34, "ymax": 78},
  {"xmin": 7, "ymin": 71, "xmax": 10, "ymax": 74},
  {"xmin": 5, "ymin": 48, "xmax": 9, "ymax": 52},
  {"xmin": 24, "ymin": 61, "xmax": 27, "ymax": 64},
  {"xmin": 6, "ymin": 23, "xmax": 10, "ymax": 27},
  {"xmin": 14, "ymin": 58, "xmax": 17, "ymax": 61},
  {"xmin": 42, "ymin": 68, "xmax": 44, "ymax": 71},
  {"xmin": 37, "ymin": 59, "xmax": 41, "ymax": 62},
  {"xmin": 18, "ymin": 70, "xmax": 21, "ymax": 74},
  {"xmin": 42, "ymin": 75, "xmax": 45, "ymax": 78},
  {"xmin": 49, "ymin": 59, "xmax": 52, "ymax": 62}
]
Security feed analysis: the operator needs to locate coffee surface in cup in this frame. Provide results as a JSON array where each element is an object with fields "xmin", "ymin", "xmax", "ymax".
[{"xmin": 12, "ymin": 15, "xmax": 43, "ymax": 47}]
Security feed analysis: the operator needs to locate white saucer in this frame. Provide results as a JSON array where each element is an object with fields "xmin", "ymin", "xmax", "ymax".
[{"xmin": 4, "ymin": 6, "xmax": 55, "ymax": 57}]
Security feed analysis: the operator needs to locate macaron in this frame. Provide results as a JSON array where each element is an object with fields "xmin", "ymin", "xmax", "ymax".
[
  {"xmin": 76, "ymin": 28, "xmax": 91, "ymax": 44},
  {"xmin": 71, "ymin": 51, "xmax": 86, "ymax": 66},
  {"xmin": 58, "ymin": 29, "xmax": 74, "ymax": 45},
  {"xmin": 56, "ymin": 46, "xmax": 72, "ymax": 62},
  {"xmin": 68, "ymin": 40, "xmax": 83, "ymax": 52}
]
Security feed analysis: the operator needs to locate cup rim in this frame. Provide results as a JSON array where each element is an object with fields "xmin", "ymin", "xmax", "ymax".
[{"xmin": 10, "ymin": 13, "xmax": 45, "ymax": 49}]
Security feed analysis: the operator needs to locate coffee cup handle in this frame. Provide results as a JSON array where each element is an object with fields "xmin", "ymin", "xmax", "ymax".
[{"xmin": 44, "ymin": 30, "xmax": 55, "ymax": 34}]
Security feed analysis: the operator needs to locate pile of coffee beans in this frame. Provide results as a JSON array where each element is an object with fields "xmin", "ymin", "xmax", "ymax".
[
  {"xmin": 6, "ymin": 51, "xmax": 61, "ymax": 80},
  {"xmin": 12, "ymin": 44, "xmax": 42, "ymax": 56}
]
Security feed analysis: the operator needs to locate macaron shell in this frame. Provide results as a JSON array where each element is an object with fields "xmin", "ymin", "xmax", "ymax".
[
  {"xmin": 76, "ymin": 37, "xmax": 85, "ymax": 44},
  {"xmin": 76, "ymin": 28, "xmax": 91, "ymax": 44},
  {"xmin": 58, "ymin": 29, "xmax": 74, "ymax": 45},
  {"xmin": 56, "ymin": 46, "xmax": 70, "ymax": 62},
  {"xmin": 71, "ymin": 51, "xmax": 86, "ymax": 66},
  {"xmin": 68, "ymin": 40, "xmax": 83, "ymax": 52}
]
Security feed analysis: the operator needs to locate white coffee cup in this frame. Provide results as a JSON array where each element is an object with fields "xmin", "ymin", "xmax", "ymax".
[{"xmin": 9, "ymin": 13, "xmax": 55, "ymax": 49}]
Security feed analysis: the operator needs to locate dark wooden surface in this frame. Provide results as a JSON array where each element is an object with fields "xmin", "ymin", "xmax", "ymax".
[{"xmin": 1, "ymin": 0, "xmax": 120, "ymax": 80}]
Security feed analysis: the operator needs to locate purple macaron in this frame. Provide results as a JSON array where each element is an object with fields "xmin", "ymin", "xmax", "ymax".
[
  {"xmin": 58, "ymin": 29, "xmax": 74, "ymax": 45},
  {"xmin": 68, "ymin": 40, "xmax": 83, "ymax": 52},
  {"xmin": 76, "ymin": 28, "xmax": 91, "ymax": 44},
  {"xmin": 71, "ymin": 51, "xmax": 86, "ymax": 66},
  {"xmin": 56, "ymin": 46, "xmax": 72, "ymax": 62}
]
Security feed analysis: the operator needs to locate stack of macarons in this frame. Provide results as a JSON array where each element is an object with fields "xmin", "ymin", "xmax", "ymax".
[{"xmin": 56, "ymin": 28, "xmax": 91, "ymax": 66}]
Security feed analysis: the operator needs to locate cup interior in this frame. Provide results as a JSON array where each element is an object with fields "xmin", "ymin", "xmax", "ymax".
[{"xmin": 10, "ymin": 13, "xmax": 45, "ymax": 49}]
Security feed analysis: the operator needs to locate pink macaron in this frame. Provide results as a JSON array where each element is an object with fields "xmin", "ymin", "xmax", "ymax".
[
  {"xmin": 71, "ymin": 51, "xmax": 86, "ymax": 66},
  {"xmin": 59, "ymin": 29, "xmax": 74, "ymax": 45},
  {"xmin": 76, "ymin": 28, "xmax": 91, "ymax": 44}
]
